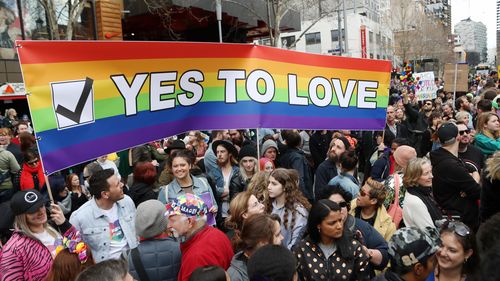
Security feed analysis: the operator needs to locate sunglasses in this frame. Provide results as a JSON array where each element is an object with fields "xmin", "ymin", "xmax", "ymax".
[
  {"xmin": 27, "ymin": 159, "xmax": 39, "ymax": 165},
  {"xmin": 425, "ymin": 102, "xmax": 432, "ymax": 106},
  {"xmin": 359, "ymin": 189, "xmax": 370, "ymax": 197},
  {"xmin": 436, "ymin": 219, "xmax": 470, "ymax": 237},
  {"xmin": 459, "ymin": 129, "xmax": 470, "ymax": 135},
  {"xmin": 337, "ymin": 201, "xmax": 348, "ymax": 208}
]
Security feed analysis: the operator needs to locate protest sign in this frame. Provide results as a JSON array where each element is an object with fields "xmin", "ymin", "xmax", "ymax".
[
  {"xmin": 414, "ymin": 72, "xmax": 437, "ymax": 101},
  {"xmin": 18, "ymin": 41, "xmax": 391, "ymax": 173}
]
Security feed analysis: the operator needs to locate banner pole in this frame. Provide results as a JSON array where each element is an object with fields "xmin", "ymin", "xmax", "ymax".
[{"xmin": 256, "ymin": 129, "xmax": 261, "ymax": 171}]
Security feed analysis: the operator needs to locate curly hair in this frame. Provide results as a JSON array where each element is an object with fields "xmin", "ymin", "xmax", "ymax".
[
  {"xmin": 247, "ymin": 171, "xmax": 270, "ymax": 203},
  {"xmin": 265, "ymin": 168, "xmax": 311, "ymax": 230}
]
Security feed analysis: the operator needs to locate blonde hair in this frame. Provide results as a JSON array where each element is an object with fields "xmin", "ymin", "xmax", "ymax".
[
  {"xmin": 239, "ymin": 157, "xmax": 258, "ymax": 182},
  {"xmin": 403, "ymin": 158, "xmax": 431, "ymax": 187},
  {"xmin": 485, "ymin": 151, "xmax": 500, "ymax": 181},
  {"xmin": 14, "ymin": 213, "xmax": 59, "ymax": 242},
  {"xmin": 247, "ymin": 171, "xmax": 270, "ymax": 203},
  {"xmin": 364, "ymin": 177, "xmax": 387, "ymax": 208},
  {"xmin": 477, "ymin": 112, "xmax": 500, "ymax": 139}
]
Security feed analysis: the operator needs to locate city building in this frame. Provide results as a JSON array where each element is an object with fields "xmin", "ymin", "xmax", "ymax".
[
  {"xmin": 454, "ymin": 18, "xmax": 488, "ymax": 63},
  {"xmin": 423, "ymin": 0, "xmax": 451, "ymax": 34},
  {"xmin": 278, "ymin": 0, "xmax": 393, "ymax": 61}
]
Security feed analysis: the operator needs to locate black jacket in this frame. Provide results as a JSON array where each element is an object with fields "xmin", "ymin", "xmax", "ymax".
[
  {"xmin": 309, "ymin": 131, "xmax": 331, "ymax": 170},
  {"xmin": 280, "ymin": 147, "xmax": 314, "ymax": 201},
  {"xmin": 480, "ymin": 175, "xmax": 500, "ymax": 222},
  {"xmin": 430, "ymin": 148, "xmax": 481, "ymax": 228},
  {"xmin": 128, "ymin": 182, "xmax": 158, "ymax": 207},
  {"xmin": 314, "ymin": 159, "xmax": 338, "ymax": 199}
]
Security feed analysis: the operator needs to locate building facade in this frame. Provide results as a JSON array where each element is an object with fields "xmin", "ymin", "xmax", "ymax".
[{"xmin": 454, "ymin": 18, "xmax": 488, "ymax": 63}]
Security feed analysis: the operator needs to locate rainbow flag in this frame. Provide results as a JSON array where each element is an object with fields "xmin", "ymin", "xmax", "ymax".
[{"xmin": 18, "ymin": 41, "xmax": 390, "ymax": 174}]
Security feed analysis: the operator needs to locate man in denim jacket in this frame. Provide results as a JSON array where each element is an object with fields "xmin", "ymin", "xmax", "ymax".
[{"xmin": 70, "ymin": 169, "xmax": 138, "ymax": 263}]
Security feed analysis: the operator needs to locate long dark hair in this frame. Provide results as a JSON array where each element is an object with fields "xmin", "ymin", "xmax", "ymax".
[{"xmin": 307, "ymin": 199, "xmax": 355, "ymax": 260}]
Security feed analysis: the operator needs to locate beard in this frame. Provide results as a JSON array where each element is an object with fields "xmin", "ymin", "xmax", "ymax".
[
  {"xmin": 217, "ymin": 158, "xmax": 229, "ymax": 166},
  {"xmin": 328, "ymin": 153, "xmax": 340, "ymax": 163}
]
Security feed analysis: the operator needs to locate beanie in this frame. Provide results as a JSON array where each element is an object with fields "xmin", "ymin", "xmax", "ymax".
[
  {"xmin": 261, "ymin": 139, "xmax": 278, "ymax": 157},
  {"xmin": 135, "ymin": 200, "xmax": 169, "ymax": 239},
  {"xmin": 239, "ymin": 144, "xmax": 258, "ymax": 160}
]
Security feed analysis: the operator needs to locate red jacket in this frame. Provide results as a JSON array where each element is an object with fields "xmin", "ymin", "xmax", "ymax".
[{"xmin": 179, "ymin": 225, "xmax": 233, "ymax": 281}]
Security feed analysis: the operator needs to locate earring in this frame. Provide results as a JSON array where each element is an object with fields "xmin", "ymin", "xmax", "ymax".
[
  {"xmin": 464, "ymin": 257, "xmax": 469, "ymax": 264},
  {"xmin": 318, "ymin": 227, "xmax": 321, "ymax": 233}
]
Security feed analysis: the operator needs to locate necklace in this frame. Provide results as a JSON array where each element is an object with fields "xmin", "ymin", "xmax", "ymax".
[{"xmin": 180, "ymin": 184, "xmax": 193, "ymax": 189}]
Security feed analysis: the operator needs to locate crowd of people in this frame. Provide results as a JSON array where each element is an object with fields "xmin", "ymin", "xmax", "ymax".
[{"xmin": 0, "ymin": 72, "xmax": 499, "ymax": 281}]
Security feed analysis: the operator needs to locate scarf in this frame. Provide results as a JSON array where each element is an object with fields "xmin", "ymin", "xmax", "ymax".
[
  {"xmin": 20, "ymin": 163, "xmax": 45, "ymax": 191},
  {"xmin": 407, "ymin": 185, "xmax": 443, "ymax": 224}
]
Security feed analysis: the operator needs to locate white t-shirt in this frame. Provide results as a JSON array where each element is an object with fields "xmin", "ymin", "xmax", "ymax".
[
  {"xmin": 101, "ymin": 204, "xmax": 128, "ymax": 259},
  {"xmin": 33, "ymin": 229, "xmax": 61, "ymax": 258}
]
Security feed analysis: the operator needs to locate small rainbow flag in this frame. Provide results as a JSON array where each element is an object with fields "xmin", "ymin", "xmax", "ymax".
[{"xmin": 18, "ymin": 41, "xmax": 390, "ymax": 174}]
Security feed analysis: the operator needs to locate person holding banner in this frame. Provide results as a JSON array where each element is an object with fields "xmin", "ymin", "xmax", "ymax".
[
  {"xmin": 13, "ymin": 150, "xmax": 45, "ymax": 192},
  {"xmin": 158, "ymin": 150, "xmax": 218, "ymax": 219},
  {"xmin": 0, "ymin": 189, "xmax": 75, "ymax": 281}
]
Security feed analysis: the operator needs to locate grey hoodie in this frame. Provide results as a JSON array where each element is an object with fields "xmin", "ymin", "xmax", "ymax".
[{"xmin": 0, "ymin": 147, "xmax": 20, "ymax": 190}]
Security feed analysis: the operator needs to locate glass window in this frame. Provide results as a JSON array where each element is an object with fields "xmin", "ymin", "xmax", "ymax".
[
  {"xmin": 305, "ymin": 32, "xmax": 321, "ymax": 53},
  {"xmin": 281, "ymin": 35, "xmax": 296, "ymax": 49},
  {"xmin": 330, "ymin": 29, "xmax": 344, "ymax": 42},
  {"xmin": 369, "ymin": 31, "xmax": 373, "ymax": 43}
]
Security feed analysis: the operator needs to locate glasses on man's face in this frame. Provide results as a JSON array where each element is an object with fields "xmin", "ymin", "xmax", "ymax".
[
  {"xmin": 459, "ymin": 129, "xmax": 470, "ymax": 136},
  {"xmin": 436, "ymin": 219, "xmax": 470, "ymax": 237},
  {"xmin": 425, "ymin": 102, "xmax": 432, "ymax": 106}
]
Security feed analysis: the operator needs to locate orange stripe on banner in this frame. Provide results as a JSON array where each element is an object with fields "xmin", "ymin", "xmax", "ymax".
[{"xmin": 17, "ymin": 41, "xmax": 391, "ymax": 72}]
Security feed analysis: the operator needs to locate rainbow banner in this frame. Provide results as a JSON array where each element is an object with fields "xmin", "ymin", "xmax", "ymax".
[{"xmin": 17, "ymin": 41, "xmax": 390, "ymax": 174}]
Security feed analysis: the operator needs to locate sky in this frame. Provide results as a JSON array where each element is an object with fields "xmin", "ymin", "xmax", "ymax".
[{"xmin": 451, "ymin": 0, "xmax": 496, "ymax": 48}]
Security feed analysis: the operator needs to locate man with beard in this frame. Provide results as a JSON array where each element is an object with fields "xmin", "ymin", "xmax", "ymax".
[
  {"xmin": 204, "ymin": 130, "xmax": 230, "ymax": 175},
  {"xmin": 442, "ymin": 103, "xmax": 455, "ymax": 121},
  {"xmin": 70, "ymin": 169, "xmax": 137, "ymax": 262},
  {"xmin": 229, "ymin": 129, "xmax": 254, "ymax": 151},
  {"xmin": 314, "ymin": 136, "xmax": 351, "ymax": 199},
  {"xmin": 166, "ymin": 193, "xmax": 233, "ymax": 281},
  {"xmin": 457, "ymin": 121, "xmax": 485, "ymax": 174},
  {"xmin": 208, "ymin": 140, "xmax": 240, "ymax": 228},
  {"xmin": 455, "ymin": 96, "xmax": 474, "ymax": 129}
]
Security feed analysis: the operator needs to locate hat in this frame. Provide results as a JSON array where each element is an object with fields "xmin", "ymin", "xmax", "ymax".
[
  {"xmin": 239, "ymin": 144, "xmax": 257, "ymax": 160},
  {"xmin": 247, "ymin": 245, "xmax": 297, "ymax": 281},
  {"xmin": 261, "ymin": 139, "xmax": 278, "ymax": 157},
  {"xmin": 393, "ymin": 145, "xmax": 417, "ymax": 168},
  {"xmin": 437, "ymin": 122, "xmax": 458, "ymax": 145},
  {"xmin": 388, "ymin": 227, "xmax": 440, "ymax": 269},
  {"xmin": 135, "ymin": 200, "xmax": 169, "ymax": 239},
  {"xmin": 166, "ymin": 193, "xmax": 207, "ymax": 219},
  {"xmin": 212, "ymin": 140, "xmax": 238, "ymax": 158},
  {"xmin": 165, "ymin": 139, "xmax": 186, "ymax": 154},
  {"xmin": 335, "ymin": 136, "xmax": 352, "ymax": 150},
  {"xmin": 11, "ymin": 190, "xmax": 49, "ymax": 216}
]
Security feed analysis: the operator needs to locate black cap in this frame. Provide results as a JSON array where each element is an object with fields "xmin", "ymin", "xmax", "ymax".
[
  {"xmin": 165, "ymin": 139, "xmax": 186, "ymax": 154},
  {"xmin": 238, "ymin": 144, "xmax": 257, "ymax": 160},
  {"xmin": 437, "ymin": 122, "xmax": 458, "ymax": 145},
  {"xmin": 212, "ymin": 140, "xmax": 238, "ymax": 158},
  {"xmin": 10, "ymin": 190, "xmax": 49, "ymax": 216}
]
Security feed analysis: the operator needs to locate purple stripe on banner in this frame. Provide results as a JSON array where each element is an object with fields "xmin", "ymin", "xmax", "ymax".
[{"xmin": 41, "ymin": 114, "xmax": 385, "ymax": 173}]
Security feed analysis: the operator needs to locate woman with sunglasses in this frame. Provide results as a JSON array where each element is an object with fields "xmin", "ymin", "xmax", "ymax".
[
  {"xmin": 402, "ymin": 158, "xmax": 442, "ymax": 229},
  {"xmin": 13, "ymin": 150, "xmax": 46, "ymax": 192},
  {"xmin": 475, "ymin": 112, "xmax": 500, "ymax": 158},
  {"xmin": 432, "ymin": 220, "xmax": 478, "ymax": 281},
  {"xmin": 294, "ymin": 199, "xmax": 370, "ymax": 281},
  {"xmin": 265, "ymin": 168, "xmax": 310, "ymax": 250}
]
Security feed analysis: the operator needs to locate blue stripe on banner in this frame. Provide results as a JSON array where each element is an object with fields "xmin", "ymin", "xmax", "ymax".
[{"xmin": 37, "ymin": 101, "xmax": 386, "ymax": 154}]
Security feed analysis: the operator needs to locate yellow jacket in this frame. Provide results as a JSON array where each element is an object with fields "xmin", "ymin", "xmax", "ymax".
[{"xmin": 350, "ymin": 199, "xmax": 396, "ymax": 241}]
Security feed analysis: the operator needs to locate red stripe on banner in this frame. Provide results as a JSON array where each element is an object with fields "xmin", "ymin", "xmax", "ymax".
[{"xmin": 17, "ymin": 41, "xmax": 391, "ymax": 72}]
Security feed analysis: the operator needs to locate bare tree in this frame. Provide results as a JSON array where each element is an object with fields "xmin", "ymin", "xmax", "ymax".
[{"xmin": 37, "ymin": 0, "xmax": 89, "ymax": 40}]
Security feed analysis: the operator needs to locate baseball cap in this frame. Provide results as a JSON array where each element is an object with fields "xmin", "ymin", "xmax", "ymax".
[
  {"xmin": 165, "ymin": 193, "xmax": 207, "ymax": 219},
  {"xmin": 10, "ymin": 190, "xmax": 49, "ymax": 216},
  {"xmin": 437, "ymin": 122, "xmax": 458, "ymax": 145},
  {"xmin": 388, "ymin": 227, "xmax": 440, "ymax": 269}
]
